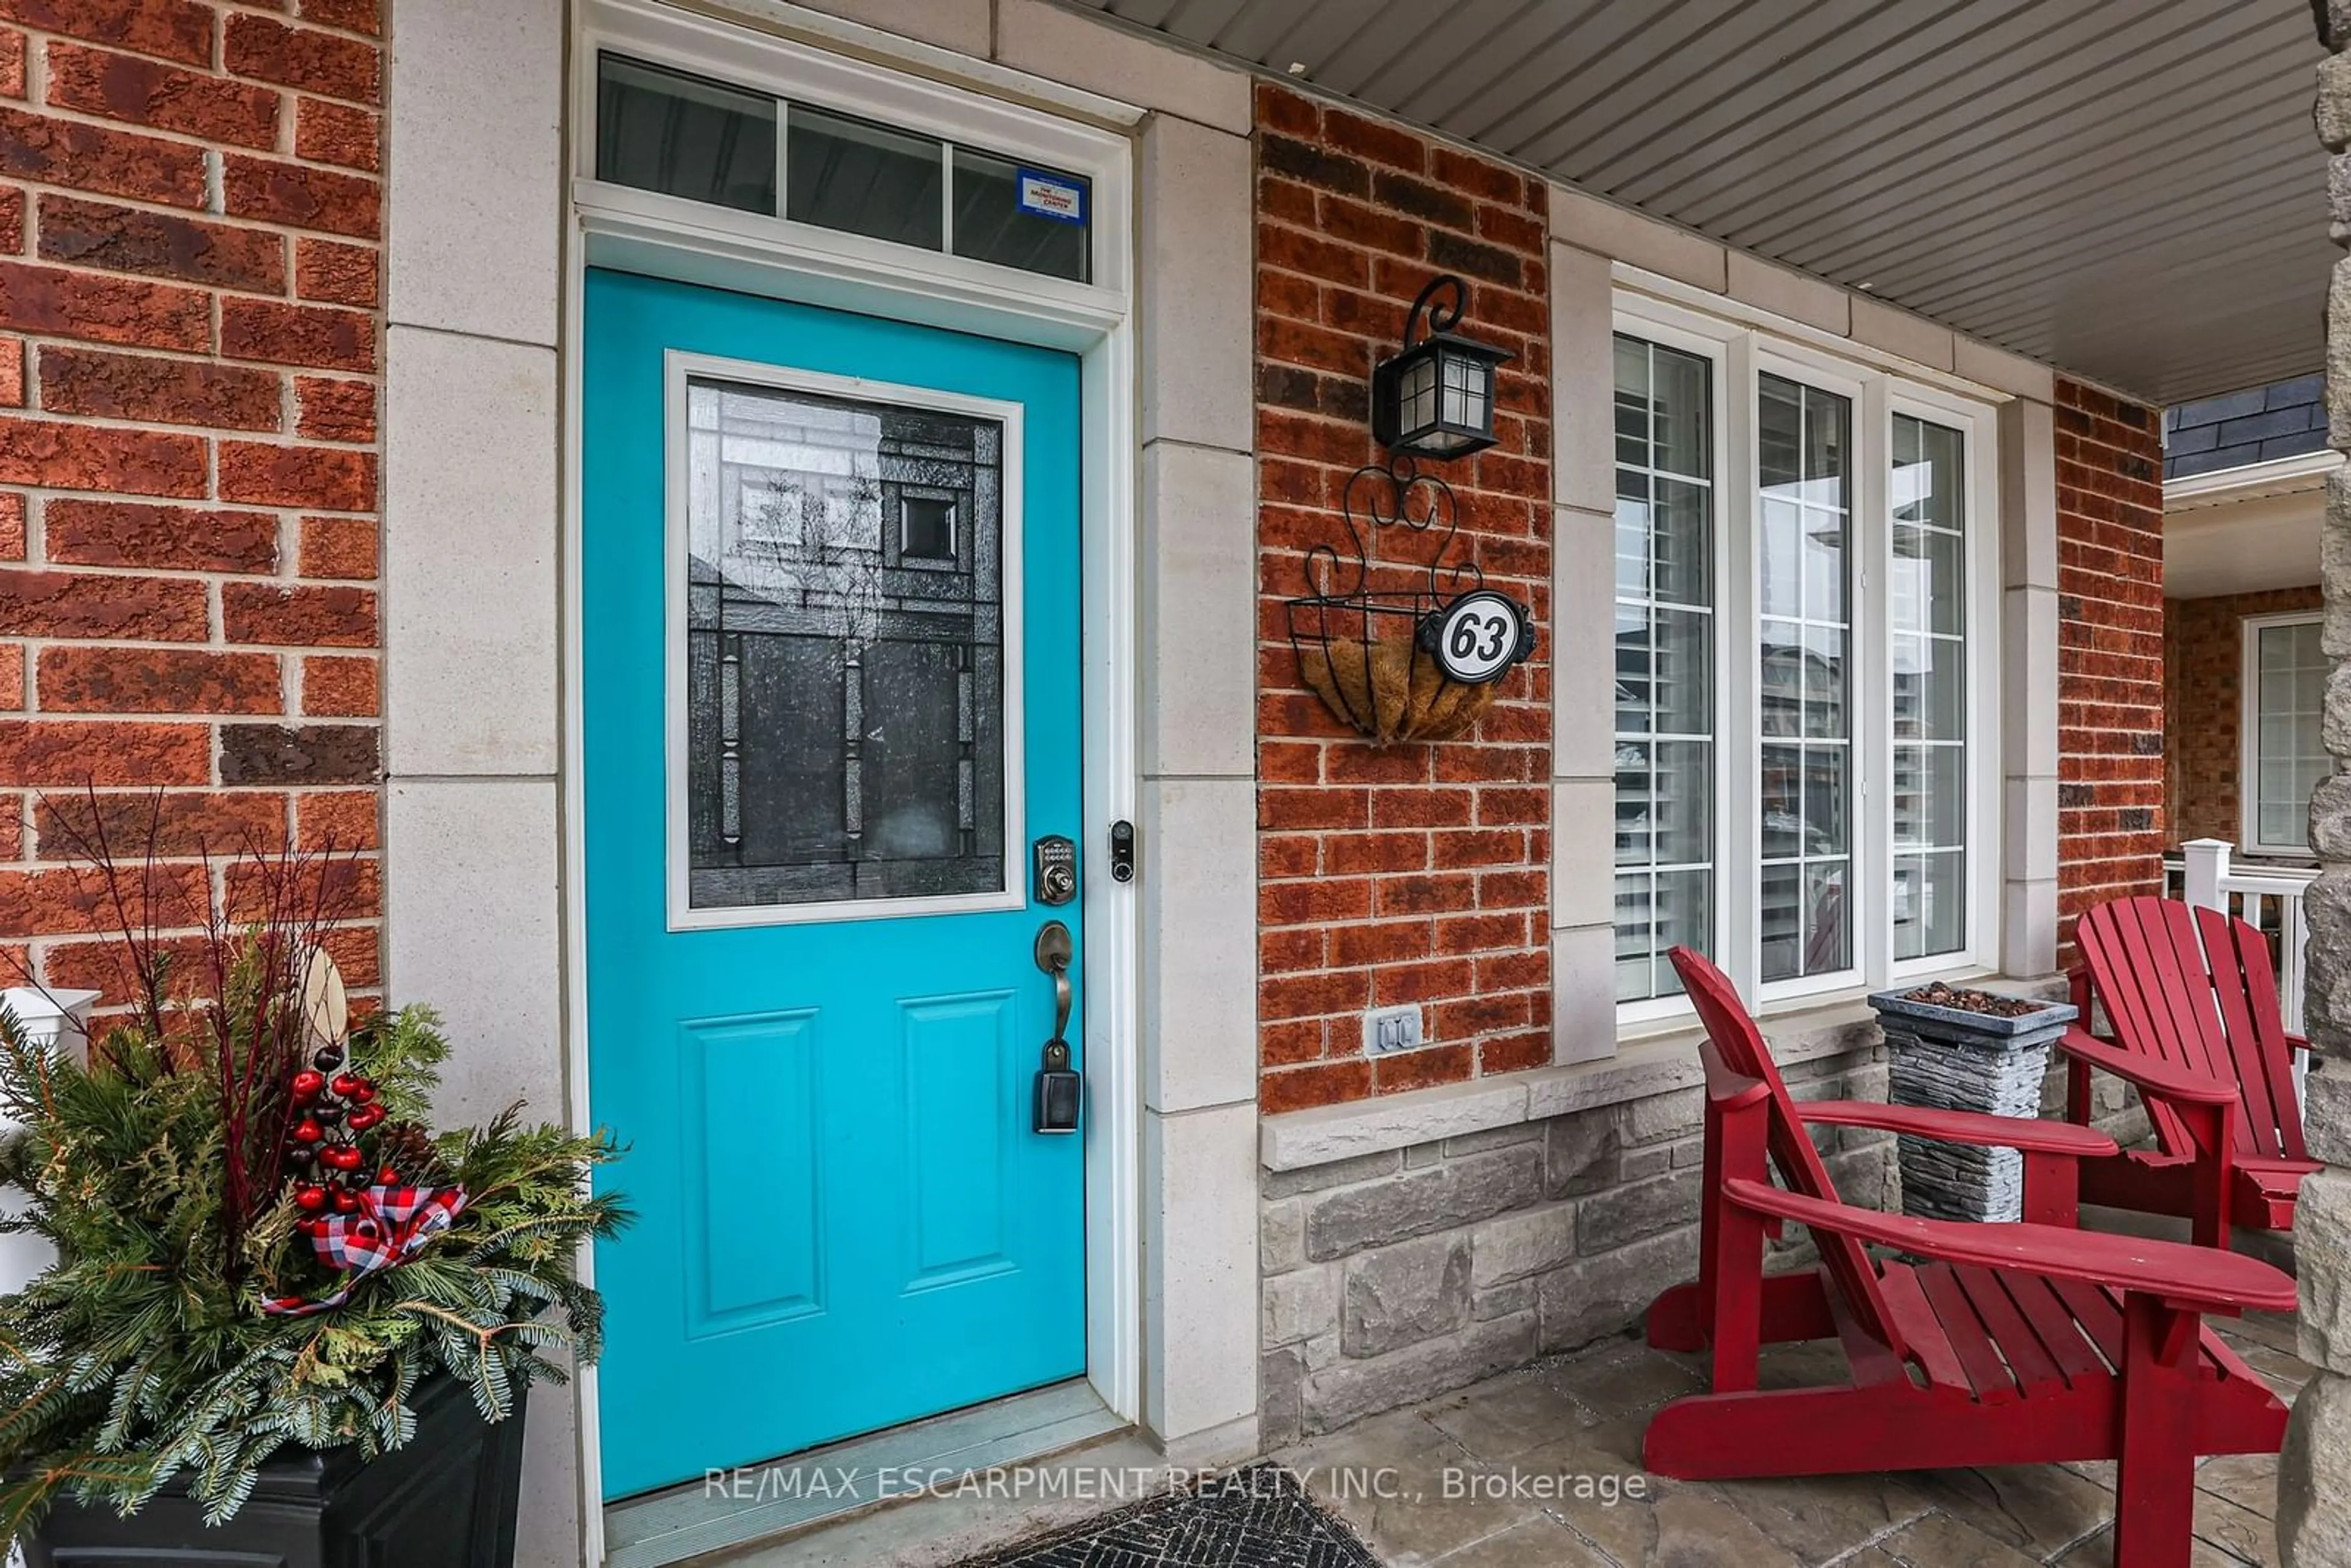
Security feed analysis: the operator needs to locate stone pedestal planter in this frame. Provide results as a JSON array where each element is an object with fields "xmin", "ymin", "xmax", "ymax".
[{"xmin": 1869, "ymin": 986, "xmax": 2077, "ymax": 1223}]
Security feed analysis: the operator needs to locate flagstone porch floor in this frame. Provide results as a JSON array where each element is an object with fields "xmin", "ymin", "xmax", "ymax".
[{"xmin": 1275, "ymin": 1307, "xmax": 2311, "ymax": 1568}]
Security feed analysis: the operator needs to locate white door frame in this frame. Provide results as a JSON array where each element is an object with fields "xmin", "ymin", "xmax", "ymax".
[{"xmin": 563, "ymin": 2, "xmax": 1143, "ymax": 1550}]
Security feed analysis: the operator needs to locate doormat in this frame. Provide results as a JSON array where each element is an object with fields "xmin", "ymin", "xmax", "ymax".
[{"xmin": 958, "ymin": 1464, "xmax": 1381, "ymax": 1568}]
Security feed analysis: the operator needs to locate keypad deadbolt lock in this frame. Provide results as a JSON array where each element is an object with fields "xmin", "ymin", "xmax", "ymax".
[{"xmin": 1033, "ymin": 835, "xmax": 1077, "ymax": 906}]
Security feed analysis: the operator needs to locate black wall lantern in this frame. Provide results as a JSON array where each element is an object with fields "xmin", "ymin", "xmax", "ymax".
[
  {"xmin": 1283, "ymin": 272, "xmax": 1537, "ymax": 747},
  {"xmin": 1371, "ymin": 274, "xmax": 1514, "ymax": 459}
]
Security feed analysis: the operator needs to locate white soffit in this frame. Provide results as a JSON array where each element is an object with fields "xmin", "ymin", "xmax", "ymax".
[{"xmin": 2165, "ymin": 480, "xmax": 2326, "ymax": 597}]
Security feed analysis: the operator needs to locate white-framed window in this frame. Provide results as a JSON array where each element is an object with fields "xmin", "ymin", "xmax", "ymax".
[
  {"xmin": 1612, "ymin": 296, "xmax": 2001, "ymax": 1021},
  {"xmin": 2242, "ymin": 612, "xmax": 2326, "ymax": 856}
]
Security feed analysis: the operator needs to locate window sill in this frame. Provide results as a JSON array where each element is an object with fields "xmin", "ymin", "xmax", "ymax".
[{"xmin": 1609, "ymin": 960, "xmax": 2025, "ymax": 1045}]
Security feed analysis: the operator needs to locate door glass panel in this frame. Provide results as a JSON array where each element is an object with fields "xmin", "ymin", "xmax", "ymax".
[{"xmin": 684, "ymin": 378, "xmax": 1008, "ymax": 912}]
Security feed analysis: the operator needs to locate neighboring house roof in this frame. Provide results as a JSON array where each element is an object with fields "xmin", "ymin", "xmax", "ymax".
[{"xmin": 2164, "ymin": 375, "xmax": 2329, "ymax": 479}]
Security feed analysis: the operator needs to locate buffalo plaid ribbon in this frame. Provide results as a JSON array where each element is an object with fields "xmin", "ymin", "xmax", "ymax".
[{"xmin": 262, "ymin": 1181, "xmax": 468, "ymax": 1318}]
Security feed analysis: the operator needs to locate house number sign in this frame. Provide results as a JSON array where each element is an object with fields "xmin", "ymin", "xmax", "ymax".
[{"xmin": 1421, "ymin": 590, "xmax": 1534, "ymax": 685}]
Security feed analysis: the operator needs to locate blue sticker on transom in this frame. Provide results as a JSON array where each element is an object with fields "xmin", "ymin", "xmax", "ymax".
[{"xmin": 1016, "ymin": 169, "xmax": 1087, "ymax": 225}]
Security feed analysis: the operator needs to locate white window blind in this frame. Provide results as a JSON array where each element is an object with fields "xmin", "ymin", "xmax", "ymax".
[
  {"xmin": 1612, "ymin": 336, "xmax": 1714, "ymax": 1003},
  {"xmin": 1611, "ymin": 306, "xmax": 1996, "ymax": 1018}
]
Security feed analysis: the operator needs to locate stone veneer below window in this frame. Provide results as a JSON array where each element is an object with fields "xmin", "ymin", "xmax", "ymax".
[{"xmin": 1258, "ymin": 1011, "xmax": 2153, "ymax": 1446}]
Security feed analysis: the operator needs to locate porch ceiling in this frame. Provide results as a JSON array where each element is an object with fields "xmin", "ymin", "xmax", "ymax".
[{"xmin": 1064, "ymin": 0, "xmax": 2331, "ymax": 407}]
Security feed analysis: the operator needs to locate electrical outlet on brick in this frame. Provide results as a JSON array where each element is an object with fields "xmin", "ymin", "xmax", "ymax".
[{"xmin": 1362, "ymin": 1004, "xmax": 1423, "ymax": 1056}]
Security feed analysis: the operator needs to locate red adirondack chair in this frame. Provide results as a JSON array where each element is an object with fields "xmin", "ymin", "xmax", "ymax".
[
  {"xmin": 2069, "ymin": 896, "xmax": 2322, "ymax": 1242},
  {"xmin": 1645, "ymin": 947, "xmax": 2295, "ymax": 1568}
]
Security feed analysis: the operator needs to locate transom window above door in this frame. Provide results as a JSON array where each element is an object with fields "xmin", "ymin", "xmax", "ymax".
[
  {"xmin": 596, "ymin": 54, "xmax": 1093, "ymax": 283},
  {"xmin": 1611, "ymin": 302, "xmax": 2000, "ymax": 1021}
]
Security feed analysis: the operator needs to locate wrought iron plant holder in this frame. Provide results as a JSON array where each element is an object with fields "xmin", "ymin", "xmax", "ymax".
[
  {"xmin": 1285, "ymin": 454, "xmax": 1535, "ymax": 746},
  {"xmin": 1287, "ymin": 274, "xmax": 1536, "ymax": 746}
]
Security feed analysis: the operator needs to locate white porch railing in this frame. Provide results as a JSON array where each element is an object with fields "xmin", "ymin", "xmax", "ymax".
[{"xmin": 2164, "ymin": 838, "xmax": 2319, "ymax": 1105}]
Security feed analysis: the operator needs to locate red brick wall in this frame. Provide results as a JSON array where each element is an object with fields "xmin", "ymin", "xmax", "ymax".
[
  {"xmin": 2055, "ymin": 378, "xmax": 2164, "ymax": 959},
  {"xmin": 1253, "ymin": 83, "xmax": 1553, "ymax": 1115},
  {"xmin": 0, "ymin": 1, "xmax": 382, "ymax": 1002},
  {"xmin": 2165, "ymin": 585, "xmax": 2323, "ymax": 850}
]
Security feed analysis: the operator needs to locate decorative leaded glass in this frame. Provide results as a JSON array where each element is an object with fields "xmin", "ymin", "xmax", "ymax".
[{"xmin": 684, "ymin": 380, "xmax": 1007, "ymax": 909}]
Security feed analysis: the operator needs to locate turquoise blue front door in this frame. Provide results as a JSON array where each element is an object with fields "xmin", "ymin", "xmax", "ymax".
[{"xmin": 583, "ymin": 268, "xmax": 1087, "ymax": 1501}]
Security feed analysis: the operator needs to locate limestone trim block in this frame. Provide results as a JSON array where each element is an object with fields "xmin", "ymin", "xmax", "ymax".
[
  {"xmin": 1261, "ymin": 997, "xmax": 1883, "ymax": 1171},
  {"xmin": 1549, "ymin": 183, "xmax": 1726, "ymax": 293}
]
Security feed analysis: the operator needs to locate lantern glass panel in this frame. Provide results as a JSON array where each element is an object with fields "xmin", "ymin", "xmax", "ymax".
[
  {"xmin": 1441, "ymin": 350, "xmax": 1489, "ymax": 434},
  {"xmin": 1397, "ymin": 354, "xmax": 1439, "ymax": 443}
]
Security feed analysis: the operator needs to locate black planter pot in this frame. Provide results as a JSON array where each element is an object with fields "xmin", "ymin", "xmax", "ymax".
[{"xmin": 18, "ymin": 1374, "xmax": 527, "ymax": 1568}]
